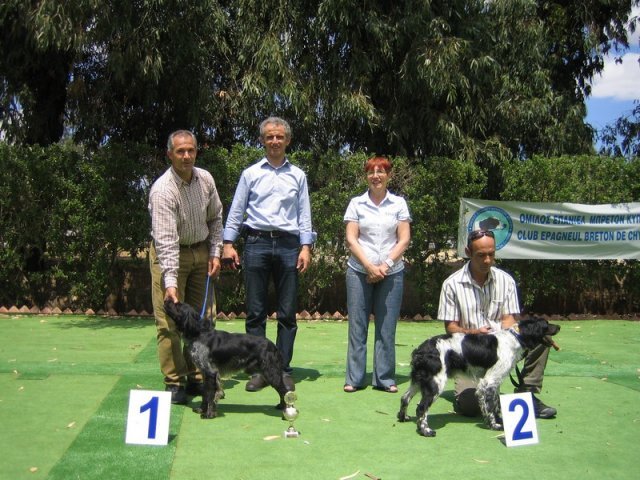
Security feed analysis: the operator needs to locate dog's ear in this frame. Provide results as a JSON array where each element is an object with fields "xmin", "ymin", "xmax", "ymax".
[
  {"xmin": 518, "ymin": 315, "xmax": 551, "ymax": 344},
  {"xmin": 163, "ymin": 299, "xmax": 178, "ymax": 318},
  {"xmin": 178, "ymin": 301, "xmax": 201, "ymax": 323}
]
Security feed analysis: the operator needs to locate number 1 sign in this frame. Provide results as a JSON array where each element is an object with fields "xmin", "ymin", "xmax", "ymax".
[
  {"xmin": 125, "ymin": 390, "xmax": 172, "ymax": 445},
  {"xmin": 499, "ymin": 392, "xmax": 540, "ymax": 447}
]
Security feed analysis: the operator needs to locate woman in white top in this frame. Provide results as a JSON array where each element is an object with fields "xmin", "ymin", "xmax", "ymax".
[{"xmin": 343, "ymin": 157, "xmax": 412, "ymax": 393}]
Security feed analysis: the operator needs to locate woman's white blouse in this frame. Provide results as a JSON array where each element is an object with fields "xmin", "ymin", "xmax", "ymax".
[{"xmin": 344, "ymin": 190, "xmax": 412, "ymax": 275}]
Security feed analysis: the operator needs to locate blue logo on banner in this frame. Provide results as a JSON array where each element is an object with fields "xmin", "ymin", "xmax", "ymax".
[{"xmin": 468, "ymin": 207, "xmax": 513, "ymax": 250}]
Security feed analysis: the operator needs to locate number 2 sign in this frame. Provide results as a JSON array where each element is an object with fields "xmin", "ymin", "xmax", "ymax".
[
  {"xmin": 499, "ymin": 392, "xmax": 540, "ymax": 447},
  {"xmin": 125, "ymin": 390, "xmax": 172, "ymax": 445}
]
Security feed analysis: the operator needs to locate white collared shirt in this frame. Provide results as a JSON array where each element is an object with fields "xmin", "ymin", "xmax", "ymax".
[
  {"xmin": 438, "ymin": 262, "xmax": 520, "ymax": 331},
  {"xmin": 343, "ymin": 190, "xmax": 412, "ymax": 275}
]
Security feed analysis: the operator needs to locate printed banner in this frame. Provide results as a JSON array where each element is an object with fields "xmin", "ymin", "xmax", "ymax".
[{"xmin": 458, "ymin": 198, "xmax": 640, "ymax": 259}]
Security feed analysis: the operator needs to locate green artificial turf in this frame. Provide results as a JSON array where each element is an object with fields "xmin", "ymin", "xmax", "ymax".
[{"xmin": 1, "ymin": 315, "xmax": 639, "ymax": 479}]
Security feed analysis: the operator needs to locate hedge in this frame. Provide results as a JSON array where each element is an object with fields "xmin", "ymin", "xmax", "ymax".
[{"xmin": 0, "ymin": 143, "xmax": 638, "ymax": 315}]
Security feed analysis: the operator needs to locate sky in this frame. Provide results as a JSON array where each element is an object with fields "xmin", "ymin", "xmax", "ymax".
[{"xmin": 585, "ymin": 6, "xmax": 640, "ymax": 139}]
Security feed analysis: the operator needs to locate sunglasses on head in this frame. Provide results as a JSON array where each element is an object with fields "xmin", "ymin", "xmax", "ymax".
[{"xmin": 467, "ymin": 229, "xmax": 495, "ymax": 247}]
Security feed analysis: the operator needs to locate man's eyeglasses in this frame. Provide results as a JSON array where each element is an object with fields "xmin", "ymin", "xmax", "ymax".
[{"xmin": 467, "ymin": 229, "xmax": 495, "ymax": 247}]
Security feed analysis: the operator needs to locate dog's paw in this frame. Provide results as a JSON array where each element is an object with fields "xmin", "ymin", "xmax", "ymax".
[
  {"xmin": 489, "ymin": 422, "xmax": 503, "ymax": 431},
  {"xmin": 275, "ymin": 402, "xmax": 285, "ymax": 410},
  {"xmin": 397, "ymin": 412, "xmax": 410, "ymax": 422},
  {"xmin": 194, "ymin": 403, "xmax": 218, "ymax": 419},
  {"xmin": 418, "ymin": 426, "xmax": 436, "ymax": 437},
  {"xmin": 417, "ymin": 417, "xmax": 435, "ymax": 437},
  {"xmin": 201, "ymin": 410, "xmax": 218, "ymax": 419}
]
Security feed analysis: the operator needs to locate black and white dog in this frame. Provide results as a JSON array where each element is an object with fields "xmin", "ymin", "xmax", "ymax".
[
  {"xmin": 397, "ymin": 316, "xmax": 560, "ymax": 436},
  {"xmin": 163, "ymin": 300, "xmax": 289, "ymax": 419}
]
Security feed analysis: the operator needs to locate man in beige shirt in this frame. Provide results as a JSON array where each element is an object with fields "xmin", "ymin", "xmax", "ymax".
[{"xmin": 149, "ymin": 130, "xmax": 223, "ymax": 404}]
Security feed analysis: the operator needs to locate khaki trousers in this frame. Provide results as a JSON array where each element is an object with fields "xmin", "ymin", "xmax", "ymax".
[{"xmin": 149, "ymin": 242, "xmax": 216, "ymax": 386}]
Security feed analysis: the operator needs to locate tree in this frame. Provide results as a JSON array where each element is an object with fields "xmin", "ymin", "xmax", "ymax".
[
  {"xmin": 0, "ymin": 0, "xmax": 90, "ymax": 145},
  {"xmin": 536, "ymin": 0, "xmax": 639, "ymax": 154},
  {"xmin": 0, "ymin": 0, "xmax": 233, "ymax": 148},
  {"xmin": 1, "ymin": 0, "xmax": 637, "ymax": 156},
  {"xmin": 225, "ymin": 0, "xmax": 636, "ymax": 163},
  {"xmin": 68, "ymin": 0, "xmax": 233, "ymax": 148},
  {"xmin": 599, "ymin": 101, "xmax": 640, "ymax": 158}
]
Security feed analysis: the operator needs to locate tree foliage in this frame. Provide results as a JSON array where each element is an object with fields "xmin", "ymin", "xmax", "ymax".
[
  {"xmin": 0, "ymin": 141, "xmax": 152, "ymax": 308},
  {"xmin": 1, "ymin": 142, "xmax": 638, "ymax": 314},
  {"xmin": 68, "ymin": 0, "xmax": 232, "ymax": 148},
  {"xmin": 500, "ymin": 155, "xmax": 640, "ymax": 314},
  {"xmin": 1, "ymin": 0, "xmax": 637, "ymax": 159},
  {"xmin": 599, "ymin": 101, "xmax": 640, "ymax": 158}
]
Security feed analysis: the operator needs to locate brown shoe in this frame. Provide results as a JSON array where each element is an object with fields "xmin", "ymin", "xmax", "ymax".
[
  {"xmin": 283, "ymin": 374, "xmax": 295, "ymax": 392},
  {"xmin": 245, "ymin": 374, "xmax": 267, "ymax": 392}
]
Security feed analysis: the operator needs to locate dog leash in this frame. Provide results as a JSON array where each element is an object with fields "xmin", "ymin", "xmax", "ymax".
[
  {"xmin": 510, "ymin": 363, "xmax": 525, "ymax": 389},
  {"xmin": 199, "ymin": 275, "xmax": 214, "ymax": 322}
]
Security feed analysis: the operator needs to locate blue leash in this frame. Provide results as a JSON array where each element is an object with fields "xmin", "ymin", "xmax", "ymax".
[{"xmin": 199, "ymin": 275, "xmax": 212, "ymax": 321}]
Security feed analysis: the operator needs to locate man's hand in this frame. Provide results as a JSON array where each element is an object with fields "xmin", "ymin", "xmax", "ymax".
[
  {"xmin": 297, "ymin": 245, "xmax": 312, "ymax": 273},
  {"xmin": 222, "ymin": 243, "xmax": 241, "ymax": 269},
  {"xmin": 208, "ymin": 256, "xmax": 221, "ymax": 277},
  {"xmin": 164, "ymin": 287, "xmax": 179, "ymax": 303}
]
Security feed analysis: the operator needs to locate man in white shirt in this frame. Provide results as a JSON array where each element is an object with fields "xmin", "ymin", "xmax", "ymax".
[{"xmin": 438, "ymin": 229, "xmax": 556, "ymax": 419}]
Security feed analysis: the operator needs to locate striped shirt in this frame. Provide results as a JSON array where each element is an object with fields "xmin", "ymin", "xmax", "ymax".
[
  {"xmin": 149, "ymin": 166, "xmax": 223, "ymax": 289},
  {"xmin": 437, "ymin": 262, "xmax": 520, "ymax": 332},
  {"xmin": 223, "ymin": 157, "xmax": 316, "ymax": 245},
  {"xmin": 343, "ymin": 190, "xmax": 412, "ymax": 275}
]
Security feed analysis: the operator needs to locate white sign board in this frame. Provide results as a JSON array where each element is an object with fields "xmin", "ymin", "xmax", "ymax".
[
  {"xmin": 499, "ymin": 392, "xmax": 539, "ymax": 447},
  {"xmin": 125, "ymin": 390, "xmax": 172, "ymax": 446},
  {"xmin": 459, "ymin": 198, "xmax": 640, "ymax": 259}
]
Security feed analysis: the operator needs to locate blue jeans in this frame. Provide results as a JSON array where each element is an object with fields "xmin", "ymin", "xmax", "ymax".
[
  {"xmin": 243, "ymin": 234, "xmax": 299, "ymax": 373},
  {"xmin": 345, "ymin": 266, "xmax": 404, "ymax": 389}
]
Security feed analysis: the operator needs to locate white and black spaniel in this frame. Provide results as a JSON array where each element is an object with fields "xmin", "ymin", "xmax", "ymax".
[{"xmin": 397, "ymin": 315, "xmax": 560, "ymax": 436}]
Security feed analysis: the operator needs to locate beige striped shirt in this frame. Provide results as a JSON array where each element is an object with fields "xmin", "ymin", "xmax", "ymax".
[
  {"xmin": 437, "ymin": 263, "xmax": 520, "ymax": 332},
  {"xmin": 149, "ymin": 166, "xmax": 223, "ymax": 289}
]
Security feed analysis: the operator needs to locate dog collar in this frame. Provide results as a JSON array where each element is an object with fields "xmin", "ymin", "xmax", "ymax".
[{"xmin": 508, "ymin": 325, "xmax": 525, "ymax": 346}]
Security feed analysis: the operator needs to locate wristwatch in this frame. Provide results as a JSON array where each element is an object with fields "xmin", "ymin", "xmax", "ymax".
[{"xmin": 384, "ymin": 258, "xmax": 395, "ymax": 268}]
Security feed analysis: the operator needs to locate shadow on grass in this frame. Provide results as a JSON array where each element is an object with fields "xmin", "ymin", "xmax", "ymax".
[
  {"xmin": 54, "ymin": 316, "xmax": 152, "ymax": 330},
  {"xmin": 397, "ymin": 389, "xmax": 506, "ymax": 436},
  {"xmin": 398, "ymin": 410, "xmax": 486, "ymax": 436},
  {"xmin": 179, "ymin": 367, "xmax": 322, "ymax": 419},
  {"xmin": 182, "ymin": 400, "xmax": 286, "ymax": 418},
  {"xmin": 395, "ymin": 372, "xmax": 411, "ymax": 387},
  {"xmin": 215, "ymin": 367, "xmax": 322, "ymax": 392},
  {"xmin": 425, "ymin": 412, "xmax": 484, "ymax": 432},
  {"xmin": 293, "ymin": 366, "xmax": 322, "ymax": 383}
]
